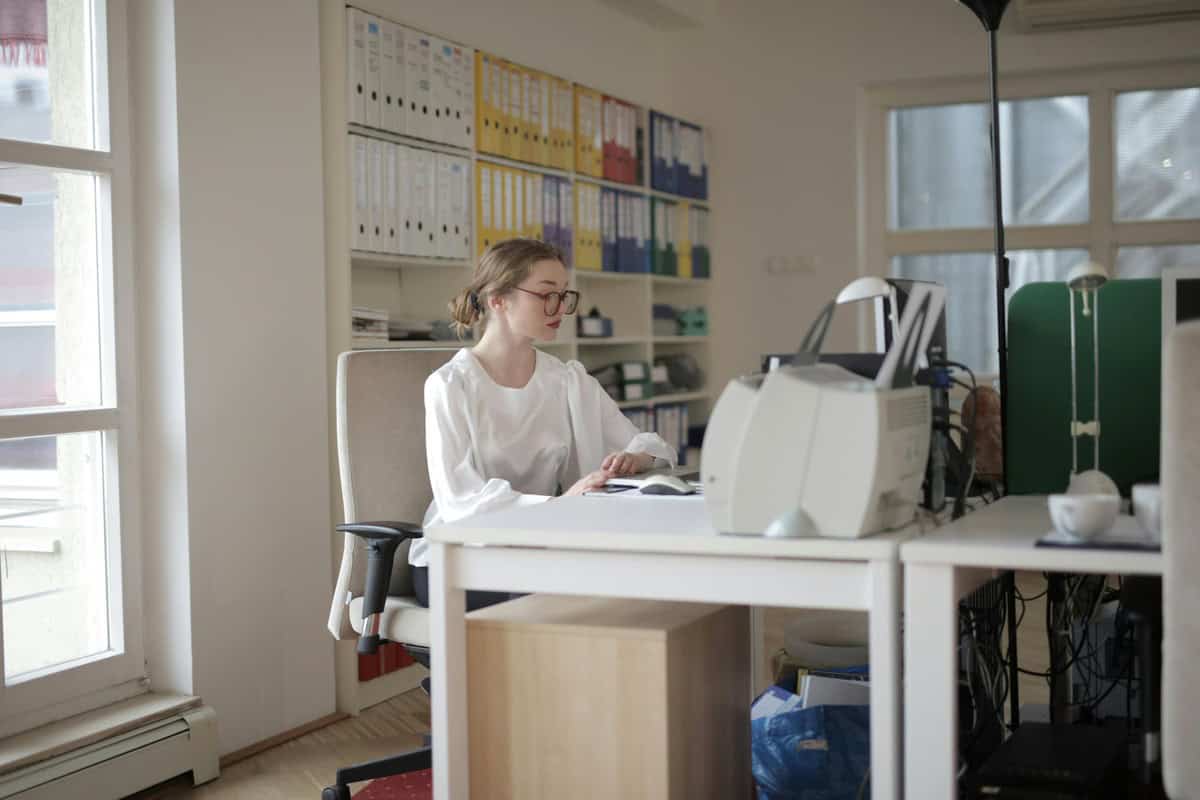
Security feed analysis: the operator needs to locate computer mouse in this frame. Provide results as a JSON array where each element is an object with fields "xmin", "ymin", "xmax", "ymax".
[{"xmin": 638, "ymin": 474, "xmax": 696, "ymax": 496}]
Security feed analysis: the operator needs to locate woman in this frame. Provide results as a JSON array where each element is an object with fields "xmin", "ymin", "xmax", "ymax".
[{"xmin": 410, "ymin": 238, "xmax": 678, "ymax": 608}]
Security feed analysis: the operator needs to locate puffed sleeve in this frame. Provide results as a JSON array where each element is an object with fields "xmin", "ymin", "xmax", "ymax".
[{"xmin": 563, "ymin": 361, "xmax": 677, "ymax": 477}]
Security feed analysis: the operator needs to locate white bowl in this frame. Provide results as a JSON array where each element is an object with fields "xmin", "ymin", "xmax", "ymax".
[
  {"xmin": 1132, "ymin": 483, "xmax": 1162, "ymax": 540},
  {"xmin": 1048, "ymin": 493, "xmax": 1120, "ymax": 541},
  {"xmin": 1067, "ymin": 469, "xmax": 1120, "ymax": 497}
]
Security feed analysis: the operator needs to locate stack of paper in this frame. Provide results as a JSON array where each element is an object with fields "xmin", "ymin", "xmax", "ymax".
[{"xmin": 351, "ymin": 306, "xmax": 389, "ymax": 341}]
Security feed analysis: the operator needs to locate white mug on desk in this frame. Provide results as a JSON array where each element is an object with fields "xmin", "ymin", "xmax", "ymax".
[{"xmin": 1132, "ymin": 483, "xmax": 1162, "ymax": 541}]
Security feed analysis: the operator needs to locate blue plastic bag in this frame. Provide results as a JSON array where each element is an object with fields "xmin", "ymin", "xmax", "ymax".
[{"xmin": 751, "ymin": 702, "xmax": 871, "ymax": 800}]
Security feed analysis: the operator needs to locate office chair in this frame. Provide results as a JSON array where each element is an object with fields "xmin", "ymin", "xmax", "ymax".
[
  {"xmin": 322, "ymin": 348, "xmax": 454, "ymax": 800},
  {"xmin": 1161, "ymin": 320, "xmax": 1200, "ymax": 799}
]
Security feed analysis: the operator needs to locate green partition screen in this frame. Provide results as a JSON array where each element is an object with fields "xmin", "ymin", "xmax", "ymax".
[{"xmin": 1006, "ymin": 279, "xmax": 1161, "ymax": 496}]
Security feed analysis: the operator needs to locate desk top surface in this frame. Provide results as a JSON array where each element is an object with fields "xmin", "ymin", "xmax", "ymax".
[
  {"xmin": 901, "ymin": 495, "xmax": 1162, "ymax": 575},
  {"xmin": 427, "ymin": 494, "xmax": 913, "ymax": 561}
]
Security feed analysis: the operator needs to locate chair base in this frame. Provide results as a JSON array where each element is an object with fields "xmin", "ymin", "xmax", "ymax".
[{"xmin": 322, "ymin": 746, "xmax": 432, "ymax": 798}]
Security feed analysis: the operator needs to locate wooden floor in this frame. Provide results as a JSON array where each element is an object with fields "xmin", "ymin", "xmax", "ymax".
[
  {"xmin": 131, "ymin": 574, "xmax": 1054, "ymax": 799},
  {"xmin": 129, "ymin": 691, "xmax": 430, "ymax": 799}
]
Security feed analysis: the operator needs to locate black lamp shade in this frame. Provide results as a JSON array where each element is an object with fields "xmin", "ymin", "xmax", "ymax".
[{"xmin": 956, "ymin": 0, "xmax": 1011, "ymax": 31}]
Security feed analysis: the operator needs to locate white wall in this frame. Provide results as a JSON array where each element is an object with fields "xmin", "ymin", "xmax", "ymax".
[
  {"xmin": 654, "ymin": 0, "xmax": 1200, "ymax": 391},
  {"xmin": 133, "ymin": 0, "xmax": 335, "ymax": 756}
]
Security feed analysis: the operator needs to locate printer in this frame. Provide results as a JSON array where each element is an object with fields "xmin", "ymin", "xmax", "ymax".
[{"xmin": 702, "ymin": 280, "xmax": 945, "ymax": 538}]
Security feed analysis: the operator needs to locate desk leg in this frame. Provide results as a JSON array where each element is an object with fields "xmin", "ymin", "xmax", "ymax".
[
  {"xmin": 868, "ymin": 559, "xmax": 900, "ymax": 800},
  {"xmin": 904, "ymin": 563, "xmax": 958, "ymax": 800},
  {"xmin": 429, "ymin": 542, "xmax": 469, "ymax": 800}
]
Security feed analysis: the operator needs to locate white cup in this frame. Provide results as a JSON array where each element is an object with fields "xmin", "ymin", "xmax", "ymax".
[
  {"xmin": 1132, "ymin": 483, "xmax": 1162, "ymax": 541},
  {"xmin": 1048, "ymin": 493, "xmax": 1120, "ymax": 541}
]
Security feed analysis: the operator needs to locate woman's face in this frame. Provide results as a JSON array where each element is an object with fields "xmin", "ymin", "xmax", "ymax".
[{"xmin": 494, "ymin": 259, "xmax": 570, "ymax": 342}]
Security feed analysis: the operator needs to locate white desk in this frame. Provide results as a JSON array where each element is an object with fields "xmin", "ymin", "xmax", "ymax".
[
  {"xmin": 900, "ymin": 495, "xmax": 1163, "ymax": 800},
  {"xmin": 427, "ymin": 494, "xmax": 911, "ymax": 800}
]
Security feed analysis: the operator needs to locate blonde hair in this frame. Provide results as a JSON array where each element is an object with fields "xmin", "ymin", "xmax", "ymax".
[{"xmin": 449, "ymin": 238, "xmax": 565, "ymax": 336}]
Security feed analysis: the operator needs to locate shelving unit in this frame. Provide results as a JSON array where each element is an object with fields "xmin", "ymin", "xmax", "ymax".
[{"xmin": 320, "ymin": 0, "xmax": 714, "ymax": 716}]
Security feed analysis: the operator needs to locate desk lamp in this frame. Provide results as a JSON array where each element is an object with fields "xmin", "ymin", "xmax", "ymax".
[{"xmin": 1067, "ymin": 261, "xmax": 1111, "ymax": 484}]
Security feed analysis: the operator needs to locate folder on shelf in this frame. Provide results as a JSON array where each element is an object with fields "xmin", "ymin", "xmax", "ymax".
[
  {"xmin": 519, "ymin": 66, "xmax": 534, "ymax": 164},
  {"xmin": 650, "ymin": 111, "xmax": 676, "ymax": 194},
  {"xmin": 552, "ymin": 77, "xmax": 573, "ymax": 171},
  {"xmin": 693, "ymin": 206, "xmax": 710, "ymax": 278},
  {"xmin": 363, "ymin": 13, "xmax": 382, "ymax": 129},
  {"xmin": 346, "ymin": 8, "xmax": 367, "ymax": 126},
  {"xmin": 574, "ymin": 183, "xmax": 597, "ymax": 271},
  {"xmin": 558, "ymin": 178, "xmax": 573, "ymax": 267},
  {"xmin": 366, "ymin": 137, "xmax": 384, "ymax": 252},
  {"xmin": 602, "ymin": 97, "xmax": 638, "ymax": 184},
  {"xmin": 675, "ymin": 119, "xmax": 707, "ymax": 200},
  {"xmin": 383, "ymin": 141, "xmax": 398, "ymax": 253},
  {"xmin": 537, "ymin": 73, "xmax": 552, "ymax": 166},
  {"xmin": 602, "ymin": 96, "xmax": 619, "ymax": 182},
  {"xmin": 453, "ymin": 155, "xmax": 471, "ymax": 258},
  {"xmin": 435, "ymin": 153, "xmax": 452, "ymax": 258},
  {"xmin": 379, "ymin": 21, "xmax": 399, "ymax": 134},
  {"xmin": 528, "ymin": 173, "xmax": 543, "ymax": 241},
  {"xmin": 476, "ymin": 162, "xmax": 492, "ymax": 256},
  {"xmin": 475, "ymin": 52, "xmax": 497, "ymax": 154},
  {"xmin": 413, "ymin": 148, "xmax": 437, "ymax": 255},
  {"xmin": 505, "ymin": 61, "xmax": 522, "ymax": 160},
  {"xmin": 350, "ymin": 135, "xmax": 369, "ymax": 251},
  {"xmin": 513, "ymin": 166, "xmax": 525, "ymax": 240},
  {"xmin": 651, "ymin": 197, "xmax": 676, "ymax": 276},
  {"xmin": 455, "ymin": 45, "xmax": 474, "ymax": 150},
  {"xmin": 676, "ymin": 201, "xmax": 692, "ymax": 279},
  {"xmin": 542, "ymin": 175, "xmax": 557, "ymax": 250},
  {"xmin": 600, "ymin": 188, "xmax": 616, "ymax": 272},
  {"xmin": 430, "ymin": 38, "xmax": 452, "ymax": 145},
  {"xmin": 403, "ymin": 29, "xmax": 433, "ymax": 141},
  {"xmin": 395, "ymin": 143, "xmax": 411, "ymax": 254},
  {"xmin": 574, "ymin": 86, "xmax": 603, "ymax": 177}
]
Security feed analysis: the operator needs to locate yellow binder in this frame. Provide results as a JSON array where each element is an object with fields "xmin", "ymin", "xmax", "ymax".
[
  {"xmin": 676, "ymin": 202, "xmax": 693, "ymax": 279},
  {"xmin": 574, "ymin": 85, "xmax": 604, "ymax": 178}
]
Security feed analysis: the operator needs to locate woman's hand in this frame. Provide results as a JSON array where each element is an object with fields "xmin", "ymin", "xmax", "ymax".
[
  {"xmin": 601, "ymin": 451, "xmax": 654, "ymax": 477},
  {"xmin": 563, "ymin": 469, "xmax": 612, "ymax": 497}
]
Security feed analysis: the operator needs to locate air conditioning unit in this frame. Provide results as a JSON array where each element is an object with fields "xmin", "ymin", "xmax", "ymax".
[
  {"xmin": 1017, "ymin": 0, "xmax": 1200, "ymax": 30},
  {"xmin": 0, "ymin": 705, "xmax": 218, "ymax": 800}
]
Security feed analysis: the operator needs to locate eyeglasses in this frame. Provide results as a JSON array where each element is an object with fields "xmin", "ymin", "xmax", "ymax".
[{"xmin": 513, "ymin": 287, "xmax": 580, "ymax": 316}]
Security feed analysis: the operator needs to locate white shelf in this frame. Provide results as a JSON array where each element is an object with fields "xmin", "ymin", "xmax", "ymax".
[
  {"xmin": 351, "ymin": 251, "xmax": 471, "ymax": 269},
  {"xmin": 573, "ymin": 270, "xmax": 648, "ymax": 282},
  {"xmin": 576, "ymin": 336, "xmax": 648, "ymax": 346},
  {"xmin": 616, "ymin": 390, "xmax": 711, "ymax": 409},
  {"xmin": 476, "ymin": 152, "xmax": 572, "ymax": 179},
  {"xmin": 350, "ymin": 339, "xmax": 464, "ymax": 351},
  {"xmin": 347, "ymin": 123, "xmax": 471, "ymax": 157},
  {"xmin": 647, "ymin": 187, "xmax": 710, "ymax": 208},
  {"xmin": 574, "ymin": 174, "xmax": 644, "ymax": 193},
  {"xmin": 652, "ymin": 275, "xmax": 710, "ymax": 286},
  {"xmin": 653, "ymin": 336, "xmax": 710, "ymax": 344}
]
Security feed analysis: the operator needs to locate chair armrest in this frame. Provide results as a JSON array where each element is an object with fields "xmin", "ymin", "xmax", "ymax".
[
  {"xmin": 337, "ymin": 521, "xmax": 423, "ymax": 541},
  {"xmin": 338, "ymin": 521, "xmax": 423, "ymax": 655}
]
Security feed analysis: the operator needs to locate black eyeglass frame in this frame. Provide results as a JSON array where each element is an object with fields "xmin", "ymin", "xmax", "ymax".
[{"xmin": 513, "ymin": 287, "xmax": 580, "ymax": 316}]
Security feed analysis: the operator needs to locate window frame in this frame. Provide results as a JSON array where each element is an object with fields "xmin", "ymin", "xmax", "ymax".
[
  {"xmin": 859, "ymin": 59, "xmax": 1200, "ymax": 360},
  {"xmin": 0, "ymin": 0, "xmax": 147, "ymax": 736}
]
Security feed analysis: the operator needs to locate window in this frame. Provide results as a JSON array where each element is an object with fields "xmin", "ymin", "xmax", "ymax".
[
  {"xmin": 865, "ymin": 64, "xmax": 1200, "ymax": 373},
  {"xmin": 0, "ymin": 0, "xmax": 143, "ymax": 735}
]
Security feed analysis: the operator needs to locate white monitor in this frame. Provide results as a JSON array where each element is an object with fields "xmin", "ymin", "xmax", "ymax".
[{"xmin": 1163, "ymin": 265, "xmax": 1200, "ymax": 340}]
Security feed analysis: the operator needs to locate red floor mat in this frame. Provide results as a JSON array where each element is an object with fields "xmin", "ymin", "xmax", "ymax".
[{"xmin": 351, "ymin": 769, "xmax": 433, "ymax": 799}]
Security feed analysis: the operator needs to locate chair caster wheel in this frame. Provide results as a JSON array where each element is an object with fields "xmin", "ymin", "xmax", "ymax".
[{"xmin": 322, "ymin": 785, "xmax": 351, "ymax": 800}]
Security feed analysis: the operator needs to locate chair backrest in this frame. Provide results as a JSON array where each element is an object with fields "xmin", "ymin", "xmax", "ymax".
[
  {"xmin": 1162, "ymin": 320, "xmax": 1200, "ymax": 799},
  {"xmin": 327, "ymin": 347, "xmax": 456, "ymax": 639}
]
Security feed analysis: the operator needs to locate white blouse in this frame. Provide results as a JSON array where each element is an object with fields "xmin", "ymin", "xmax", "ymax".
[{"xmin": 410, "ymin": 348, "xmax": 677, "ymax": 567}]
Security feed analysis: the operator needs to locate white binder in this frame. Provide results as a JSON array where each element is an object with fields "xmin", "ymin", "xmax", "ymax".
[
  {"xmin": 456, "ymin": 45, "xmax": 475, "ymax": 149},
  {"xmin": 514, "ymin": 168, "xmax": 524, "ymax": 238},
  {"xmin": 430, "ymin": 38, "xmax": 452, "ymax": 145},
  {"xmin": 364, "ymin": 13, "xmax": 382, "ymax": 129},
  {"xmin": 435, "ymin": 154, "xmax": 453, "ymax": 258},
  {"xmin": 404, "ymin": 29, "xmax": 433, "ymax": 141},
  {"xmin": 395, "ymin": 144, "xmax": 411, "ymax": 254},
  {"xmin": 414, "ymin": 149, "xmax": 437, "ymax": 256},
  {"xmin": 503, "ymin": 169, "xmax": 514, "ymax": 240},
  {"xmin": 350, "ymin": 135, "xmax": 369, "ymax": 250},
  {"xmin": 383, "ymin": 142, "xmax": 398, "ymax": 253},
  {"xmin": 366, "ymin": 137, "xmax": 384, "ymax": 251},
  {"xmin": 455, "ymin": 156, "xmax": 471, "ymax": 258},
  {"xmin": 380, "ymin": 21, "xmax": 405, "ymax": 134},
  {"xmin": 345, "ymin": 8, "xmax": 366, "ymax": 125}
]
